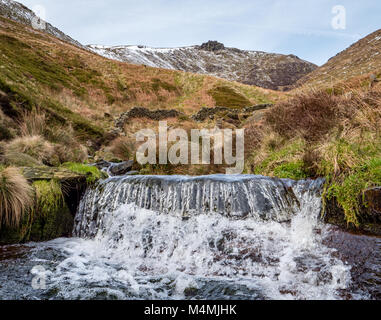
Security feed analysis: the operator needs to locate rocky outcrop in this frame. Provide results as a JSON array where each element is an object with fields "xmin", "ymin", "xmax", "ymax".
[
  {"xmin": 88, "ymin": 42, "xmax": 317, "ymax": 91},
  {"xmin": 115, "ymin": 107, "xmax": 182, "ymax": 129},
  {"xmin": 198, "ymin": 41, "xmax": 225, "ymax": 52}
]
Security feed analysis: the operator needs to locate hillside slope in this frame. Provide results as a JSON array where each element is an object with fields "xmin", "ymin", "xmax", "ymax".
[
  {"xmin": 296, "ymin": 29, "xmax": 381, "ymax": 88},
  {"xmin": 0, "ymin": 15, "xmax": 280, "ymax": 151},
  {"xmin": 89, "ymin": 41, "xmax": 317, "ymax": 91},
  {"xmin": 0, "ymin": 0, "xmax": 83, "ymax": 48}
]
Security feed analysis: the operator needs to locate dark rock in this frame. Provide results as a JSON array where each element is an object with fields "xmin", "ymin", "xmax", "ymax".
[
  {"xmin": 93, "ymin": 160, "xmax": 112, "ymax": 170},
  {"xmin": 109, "ymin": 160, "xmax": 134, "ymax": 176},
  {"xmin": 0, "ymin": 89, "xmax": 17, "ymax": 118},
  {"xmin": 361, "ymin": 187, "xmax": 381, "ymax": 222},
  {"xmin": 199, "ymin": 41, "xmax": 225, "ymax": 52},
  {"xmin": 191, "ymin": 107, "xmax": 231, "ymax": 122},
  {"xmin": 243, "ymin": 104, "xmax": 273, "ymax": 113}
]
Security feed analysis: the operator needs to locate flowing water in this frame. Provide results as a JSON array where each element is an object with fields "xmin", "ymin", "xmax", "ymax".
[{"xmin": 0, "ymin": 175, "xmax": 380, "ymax": 300}]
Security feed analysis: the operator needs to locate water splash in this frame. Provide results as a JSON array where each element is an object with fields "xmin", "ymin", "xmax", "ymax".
[{"xmin": 33, "ymin": 174, "xmax": 350, "ymax": 300}]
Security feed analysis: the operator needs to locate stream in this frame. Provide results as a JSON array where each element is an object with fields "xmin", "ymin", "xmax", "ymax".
[{"xmin": 0, "ymin": 175, "xmax": 380, "ymax": 300}]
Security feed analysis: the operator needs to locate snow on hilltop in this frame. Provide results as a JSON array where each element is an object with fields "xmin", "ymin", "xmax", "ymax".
[{"xmin": 88, "ymin": 41, "xmax": 317, "ymax": 91}]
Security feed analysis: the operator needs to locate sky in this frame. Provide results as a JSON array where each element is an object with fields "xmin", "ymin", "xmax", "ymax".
[{"xmin": 17, "ymin": 0, "xmax": 381, "ymax": 66}]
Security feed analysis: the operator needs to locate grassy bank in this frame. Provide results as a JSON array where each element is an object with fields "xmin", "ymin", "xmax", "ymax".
[{"xmin": 245, "ymin": 81, "xmax": 381, "ymax": 226}]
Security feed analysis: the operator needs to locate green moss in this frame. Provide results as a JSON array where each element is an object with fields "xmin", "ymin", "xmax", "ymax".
[
  {"xmin": 208, "ymin": 85, "xmax": 251, "ymax": 108},
  {"xmin": 61, "ymin": 162, "xmax": 103, "ymax": 183},
  {"xmin": 0, "ymin": 208, "xmax": 32, "ymax": 244},
  {"xmin": 273, "ymin": 161, "xmax": 309, "ymax": 180},
  {"xmin": 251, "ymin": 133, "xmax": 381, "ymax": 226},
  {"xmin": 29, "ymin": 180, "xmax": 73, "ymax": 241},
  {"xmin": 33, "ymin": 180, "xmax": 63, "ymax": 218}
]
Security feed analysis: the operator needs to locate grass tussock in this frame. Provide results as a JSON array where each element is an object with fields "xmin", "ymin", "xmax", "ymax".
[
  {"xmin": 5, "ymin": 135, "xmax": 59, "ymax": 166},
  {"xmin": 0, "ymin": 167, "xmax": 33, "ymax": 228}
]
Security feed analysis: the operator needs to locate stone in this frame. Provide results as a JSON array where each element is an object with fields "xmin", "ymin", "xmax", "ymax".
[
  {"xmin": 21, "ymin": 166, "xmax": 85, "ymax": 182},
  {"xmin": 93, "ymin": 160, "xmax": 112, "ymax": 170},
  {"xmin": 108, "ymin": 160, "xmax": 134, "ymax": 176}
]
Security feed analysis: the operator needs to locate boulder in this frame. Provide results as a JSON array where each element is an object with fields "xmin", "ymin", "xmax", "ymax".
[
  {"xmin": 108, "ymin": 160, "xmax": 134, "ymax": 176},
  {"xmin": 93, "ymin": 159, "xmax": 112, "ymax": 171}
]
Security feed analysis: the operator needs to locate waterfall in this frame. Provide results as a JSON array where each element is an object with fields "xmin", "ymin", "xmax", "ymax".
[
  {"xmin": 29, "ymin": 174, "xmax": 351, "ymax": 300},
  {"xmin": 74, "ymin": 175, "xmax": 325, "ymax": 238}
]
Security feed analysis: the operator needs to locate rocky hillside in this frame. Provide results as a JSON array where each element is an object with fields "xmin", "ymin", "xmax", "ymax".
[
  {"xmin": 296, "ymin": 29, "xmax": 381, "ymax": 88},
  {"xmin": 0, "ymin": 0, "xmax": 83, "ymax": 48},
  {"xmin": 89, "ymin": 41, "xmax": 317, "ymax": 91},
  {"xmin": 0, "ymin": 12, "xmax": 280, "ymax": 149}
]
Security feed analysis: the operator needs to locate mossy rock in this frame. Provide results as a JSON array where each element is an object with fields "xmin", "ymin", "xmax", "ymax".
[
  {"xmin": 20, "ymin": 166, "xmax": 86, "ymax": 182},
  {"xmin": 0, "ymin": 200, "xmax": 73, "ymax": 245},
  {"xmin": 0, "ymin": 166, "xmax": 95, "ymax": 245},
  {"xmin": 29, "ymin": 201, "xmax": 73, "ymax": 242}
]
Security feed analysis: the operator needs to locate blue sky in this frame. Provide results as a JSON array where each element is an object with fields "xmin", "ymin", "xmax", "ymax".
[{"xmin": 18, "ymin": 0, "xmax": 381, "ymax": 65}]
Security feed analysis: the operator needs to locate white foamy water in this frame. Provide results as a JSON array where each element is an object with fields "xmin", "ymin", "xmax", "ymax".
[{"xmin": 36, "ymin": 175, "xmax": 351, "ymax": 300}]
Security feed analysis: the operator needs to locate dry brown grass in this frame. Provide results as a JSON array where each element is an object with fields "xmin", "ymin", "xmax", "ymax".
[
  {"xmin": 265, "ymin": 89, "xmax": 349, "ymax": 142},
  {"xmin": 5, "ymin": 135, "xmax": 58, "ymax": 166},
  {"xmin": 0, "ymin": 167, "xmax": 33, "ymax": 228},
  {"xmin": 19, "ymin": 109, "xmax": 46, "ymax": 136}
]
